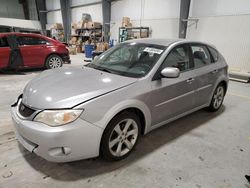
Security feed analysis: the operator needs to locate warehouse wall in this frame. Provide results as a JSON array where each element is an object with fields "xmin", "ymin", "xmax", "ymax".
[
  {"xmin": 0, "ymin": 0, "xmax": 25, "ymax": 19},
  {"xmin": 46, "ymin": 0, "xmax": 102, "ymax": 26},
  {"xmin": 71, "ymin": 4, "xmax": 103, "ymax": 23},
  {"xmin": 187, "ymin": 0, "xmax": 250, "ymax": 72},
  {"xmin": 110, "ymin": 0, "xmax": 180, "ymax": 42},
  {"xmin": 46, "ymin": 0, "xmax": 62, "ymax": 25},
  {"xmin": 27, "ymin": 0, "xmax": 39, "ymax": 20}
]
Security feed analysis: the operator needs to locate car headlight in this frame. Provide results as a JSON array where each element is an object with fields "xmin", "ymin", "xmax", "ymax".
[{"xmin": 33, "ymin": 110, "xmax": 82, "ymax": 126}]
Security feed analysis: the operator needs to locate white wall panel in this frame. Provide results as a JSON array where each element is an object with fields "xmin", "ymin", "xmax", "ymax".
[
  {"xmin": 28, "ymin": 0, "xmax": 38, "ymax": 20},
  {"xmin": 46, "ymin": 0, "xmax": 60, "ymax": 10},
  {"xmin": 190, "ymin": 0, "xmax": 250, "ymax": 17},
  {"xmin": 71, "ymin": 0, "xmax": 101, "ymax": 7},
  {"xmin": 186, "ymin": 15, "xmax": 250, "ymax": 72},
  {"xmin": 143, "ymin": 0, "xmax": 180, "ymax": 19},
  {"xmin": 71, "ymin": 3, "xmax": 103, "ymax": 23},
  {"xmin": 0, "ymin": 0, "xmax": 25, "ymax": 19},
  {"xmin": 111, "ymin": 0, "xmax": 142, "ymax": 21},
  {"xmin": 111, "ymin": 0, "xmax": 180, "ymax": 41},
  {"xmin": 47, "ymin": 10, "xmax": 62, "ymax": 24}
]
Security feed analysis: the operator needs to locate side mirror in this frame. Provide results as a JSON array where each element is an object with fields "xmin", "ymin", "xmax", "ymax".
[{"xmin": 160, "ymin": 67, "xmax": 180, "ymax": 78}]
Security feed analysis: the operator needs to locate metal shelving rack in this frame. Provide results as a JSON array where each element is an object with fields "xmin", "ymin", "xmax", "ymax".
[
  {"xmin": 72, "ymin": 27, "xmax": 103, "ymax": 43},
  {"xmin": 119, "ymin": 27, "xmax": 150, "ymax": 43}
]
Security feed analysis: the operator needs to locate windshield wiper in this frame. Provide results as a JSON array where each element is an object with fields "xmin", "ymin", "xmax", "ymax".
[{"xmin": 94, "ymin": 67, "xmax": 113, "ymax": 73}]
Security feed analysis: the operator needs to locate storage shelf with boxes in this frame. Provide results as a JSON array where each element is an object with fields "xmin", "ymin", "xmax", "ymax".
[
  {"xmin": 118, "ymin": 17, "xmax": 150, "ymax": 43},
  {"xmin": 119, "ymin": 27, "xmax": 150, "ymax": 43},
  {"xmin": 70, "ymin": 14, "xmax": 110, "ymax": 58}
]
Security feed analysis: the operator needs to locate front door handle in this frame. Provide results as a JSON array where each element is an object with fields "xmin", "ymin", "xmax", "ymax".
[
  {"xmin": 186, "ymin": 78, "xmax": 194, "ymax": 83},
  {"xmin": 211, "ymin": 69, "xmax": 218, "ymax": 74}
]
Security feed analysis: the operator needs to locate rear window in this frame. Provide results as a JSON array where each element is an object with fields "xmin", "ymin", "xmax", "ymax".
[
  {"xmin": 17, "ymin": 36, "xmax": 48, "ymax": 46},
  {"xmin": 208, "ymin": 46, "xmax": 219, "ymax": 62},
  {"xmin": 0, "ymin": 37, "xmax": 9, "ymax": 47},
  {"xmin": 191, "ymin": 45, "xmax": 211, "ymax": 69}
]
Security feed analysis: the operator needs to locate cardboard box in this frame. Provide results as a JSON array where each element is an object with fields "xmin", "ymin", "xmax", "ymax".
[
  {"xmin": 71, "ymin": 23, "xmax": 77, "ymax": 29},
  {"xmin": 77, "ymin": 20, "xmax": 87, "ymax": 29},
  {"xmin": 122, "ymin": 17, "xmax": 130, "ymax": 24},
  {"xmin": 96, "ymin": 42, "xmax": 109, "ymax": 52},
  {"xmin": 54, "ymin": 23, "xmax": 63, "ymax": 29},
  {"xmin": 122, "ymin": 22, "xmax": 132, "ymax": 27},
  {"xmin": 76, "ymin": 46, "xmax": 82, "ymax": 53},
  {"xmin": 69, "ymin": 47, "xmax": 77, "ymax": 55},
  {"xmin": 71, "ymin": 37, "xmax": 77, "ymax": 43},
  {"xmin": 86, "ymin": 22, "xmax": 102, "ymax": 29},
  {"xmin": 141, "ymin": 31, "xmax": 148, "ymax": 38}
]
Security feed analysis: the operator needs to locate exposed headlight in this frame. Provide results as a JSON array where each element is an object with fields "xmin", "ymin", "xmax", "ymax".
[{"xmin": 34, "ymin": 110, "xmax": 82, "ymax": 126}]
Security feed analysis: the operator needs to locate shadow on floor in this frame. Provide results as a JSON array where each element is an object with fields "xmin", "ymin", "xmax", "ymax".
[{"xmin": 20, "ymin": 106, "xmax": 225, "ymax": 181}]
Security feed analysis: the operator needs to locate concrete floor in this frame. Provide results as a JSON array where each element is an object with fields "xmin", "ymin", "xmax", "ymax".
[{"xmin": 0, "ymin": 54, "xmax": 249, "ymax": 188}]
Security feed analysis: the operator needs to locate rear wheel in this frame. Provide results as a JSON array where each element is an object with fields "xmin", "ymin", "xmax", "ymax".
[
  {"xmin": 101, "ymin": 112, "xmax": 141, "ymax": 161},
  {"xmin": 45, "ymin": 54, "xmax": 63, "ymax": 69},
  {"xmin": 207, "ymin": 83, "xmax": 225, "ymax": 112}
]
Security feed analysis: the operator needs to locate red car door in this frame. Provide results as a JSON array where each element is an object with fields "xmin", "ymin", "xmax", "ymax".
[
  {"xmin": 0, "ymin": 36, "xmax": 11, "ymax": 69},
  {"xmin": 17, "ymin": 35, "xmax": 46, "ymax": 68}
]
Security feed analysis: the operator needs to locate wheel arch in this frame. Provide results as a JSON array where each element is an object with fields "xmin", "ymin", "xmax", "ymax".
[
  {"xmin": 219, "ymin": 80, "xmax": 228, "ymax": 93},
  {"xmin": 44, "ymin": 53, "xmax": 63, "ymax": 67},
  {"xmin": 97, "ymin": 99, "xmax": 152, "ymax": 136}
]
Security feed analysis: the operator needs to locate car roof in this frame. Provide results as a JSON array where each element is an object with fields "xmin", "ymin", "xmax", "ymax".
[
  {"xmin": 123, "ymin": 38, "xmax": 213, "ymax": 48},
  {"xmin": 0, "ymin": 32, "xmax": 45, "ymax": 38}
]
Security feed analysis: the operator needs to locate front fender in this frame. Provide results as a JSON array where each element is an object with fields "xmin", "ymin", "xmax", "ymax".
[{"xmin": 93, "ymin": 99, "xmax": 151, "ymax": 134}]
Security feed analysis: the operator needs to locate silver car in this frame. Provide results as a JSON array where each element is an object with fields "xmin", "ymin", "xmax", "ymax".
[{"xmin": 11, "ymin": 39, "xmax": 228, "ymax": 162}]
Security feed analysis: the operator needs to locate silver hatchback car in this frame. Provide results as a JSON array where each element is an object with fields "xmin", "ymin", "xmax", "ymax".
[{"xmin": 11, "ymin": 39, "xmax": 228, "ymax": 162}]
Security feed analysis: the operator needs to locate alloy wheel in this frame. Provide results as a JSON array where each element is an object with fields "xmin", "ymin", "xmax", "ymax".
[
  {"xmin": 48, "ymin": 57, "xmax": 62, "ymax": 68},
  {"xmin": 108, "ymin": 118, "xmax": 138, "ymax": 157},
  {"xmin": 212, "ymin": 86, "xmax": 224, "ymax": 109}
]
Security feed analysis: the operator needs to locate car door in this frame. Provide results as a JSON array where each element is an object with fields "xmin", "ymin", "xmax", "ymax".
[
  {"xmin": 150, "ymin": 44, "xmax": 198, "ymax": 126},
  {"xmin": 17, "ymin": 35, "xmax": 46, "ymax": 67},
  {"xmin": 190, "ymin": 44, "xmax": 218, "ymax": 107},
  {"xmin": 0, "ymin": 36, "xmax": 10, "ymax": 69}
]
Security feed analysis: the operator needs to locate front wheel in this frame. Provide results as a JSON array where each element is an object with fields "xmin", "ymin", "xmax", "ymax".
[
  {"xmin": 45, "ymin": 54, "xmax": 63, "ymax": 69},
  {"xmin": 100, "ymin": 112, "xmax": 141, "ymax": 161},
  {"xmin": 207, "ymin": 84, "xmax": 225, "ymax": 112}
]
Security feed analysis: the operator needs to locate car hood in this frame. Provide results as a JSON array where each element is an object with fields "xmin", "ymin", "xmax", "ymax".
[{"xmin": 22, "ymin": 67, "xmax": 137, "ymax": 109}]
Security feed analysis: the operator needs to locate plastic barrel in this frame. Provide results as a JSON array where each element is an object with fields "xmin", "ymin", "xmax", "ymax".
[{"xmin": 85, "ymin": 44, "xmax": 95, "ymax": 58}]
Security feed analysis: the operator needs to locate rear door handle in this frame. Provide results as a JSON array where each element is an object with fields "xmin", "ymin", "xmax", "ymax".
[
  {"xmin": 186, "ymin": 78, "xmax": 195, "ymax": 83},
  {"xmin": 211, "ymin": 69, "xmax": 218, "ymax": 74}
]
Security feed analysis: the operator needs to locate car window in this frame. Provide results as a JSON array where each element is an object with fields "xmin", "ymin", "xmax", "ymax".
[
  {"xmin": 0, "ymin": 27, "xmax": 11, "ymax": 33},
  {"xmin": 208, "ymin": 46, "xmax": 218, "ymax": 62},
  {"xmin": 106, "ymin": 46, "xmax": 132, "ymax": 63},
  {"xmin": 0, "ymin": 37, "xmax": 9, "ymax": 47},
  {"xmin": 88, "ymin": 43, "xmax": 166, "ymax": 78},
  {"xmin": 191, "ymin": 45, "xmax": 211, "ymax": 68},
  {"xmin": 161, "ymin": 45, "xmax": 190, "ymax": 72},
  {"xmin": 17, "ymin": 36, "xmax": 48, "ymax": 46}
]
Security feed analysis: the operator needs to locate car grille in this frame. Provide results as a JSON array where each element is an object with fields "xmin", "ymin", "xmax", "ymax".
[{"xmin": 18, "ymin": 102, "xmax": 35, "ymax": 118}]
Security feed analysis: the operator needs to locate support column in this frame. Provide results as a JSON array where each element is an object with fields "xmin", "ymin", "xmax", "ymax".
[
  {"xmin": 19, "ymin": 0, "xmax": 30, "ymax": 20},
  {"xmin": 102, "ymin": 0, "xmax": 111, "ymax": 42},
  {"xmin": 60, "ymin": 0, "xmax": 71, "ymax": 42},
  {"xmin": 36, "ymin": 0, "xmax": 47, "ymax": 32},
  {"xmin": 179, "ymin": 0, "xmax": 191, "ymax": 39}
]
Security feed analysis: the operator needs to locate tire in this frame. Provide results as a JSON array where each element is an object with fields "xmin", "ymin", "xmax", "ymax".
[
  {"xmin": 45, "ymin": 54, "xmax": 63, "ymax": 69},
  {"xmin": 207, "ymin": 83, "xmax": 225, "ymax": 112},
  {"xmin": 100, "ymin": 111, "xmax": 141, "ymax": 161}
]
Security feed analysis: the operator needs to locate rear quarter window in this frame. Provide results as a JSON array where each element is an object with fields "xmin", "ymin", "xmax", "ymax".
[
  {"xmin": 208, "ymin": 46, "xmax": 219, "ymax": 62},
  {"xmin": 0, "ymin": 37, "xmax": 9, "ymax": 47},
  {"xmin": 17, "ymin": 36, "xmax": 48, "ymax": 46}
]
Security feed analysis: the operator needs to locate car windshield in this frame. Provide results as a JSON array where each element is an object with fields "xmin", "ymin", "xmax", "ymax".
[{"xmin": 87, "ymin": 42, "xmax": 166, "ymax": 78}]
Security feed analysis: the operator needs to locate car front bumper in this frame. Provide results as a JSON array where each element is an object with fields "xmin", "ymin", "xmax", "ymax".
[
  {"xmin": 61, "ymin": 54, "xmax": 71, "ymax": 64},
  {"xmin": 11, "ymin": 106, "xmax": 103, "ymax": 162}
]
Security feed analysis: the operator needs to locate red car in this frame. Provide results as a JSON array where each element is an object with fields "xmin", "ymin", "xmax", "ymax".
[{"xmin": 0, "ymin": 32, "xmax": 70, "ymax": 70}]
